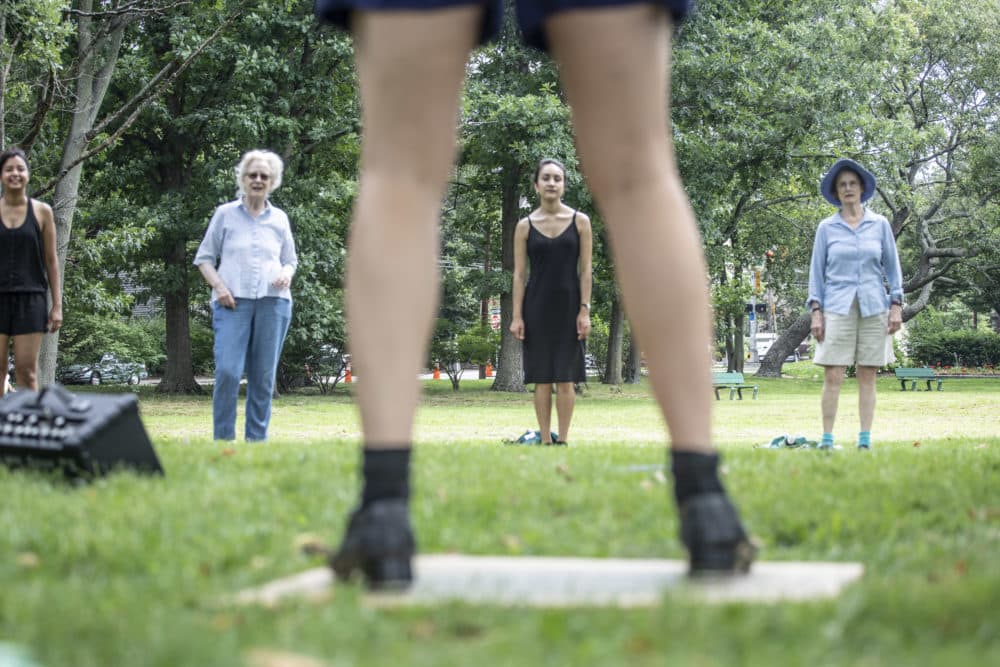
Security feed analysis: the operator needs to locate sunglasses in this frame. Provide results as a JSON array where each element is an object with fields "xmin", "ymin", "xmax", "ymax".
[{"xmin": 246, "ymin": 172, "xmax": 270, "ymax": 181}]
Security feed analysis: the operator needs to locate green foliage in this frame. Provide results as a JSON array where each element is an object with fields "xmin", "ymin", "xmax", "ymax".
[
  {"xmin": 457, "ymin": 326, "xmax": 497, "ymax": 366},
  {"xmin": 585, "ymin": 313, "xmax": 610, "ymax": 379},
  {"xmin": 429, "ymin": 320, "xmax": 498, "ymax": 391},
  {"xmin": 905, "ymin": 304, "xmax": 981, "ymax": 340},
  {"xmin": 904, "ymin": 304, "xmax": 1000, "ymax": 367},
  {"xmin": 57, "ymin": 313, "xmax": 164, "ymax": 369},
  {"xmin": 302, "ymin": 343, "xmax": 346, "ymax": 395},
  {"xmin": 908, "ymin": 330, "xmax": 1000, "ymax": 368},
  {"xmin": 187, "ymin": 312, "xmax": 217, "ymax": 376},
  {"xmin": 0, "ymin": 0, "xmax": 74, "ymax": 126},
  {"xmin": 56, "ymin": 312, "xmax": 214, "ymax": 376}
]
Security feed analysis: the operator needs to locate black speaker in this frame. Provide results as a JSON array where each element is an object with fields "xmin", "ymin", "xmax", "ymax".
[{"xmin": 0, "ymin": 384, "xmax": 163, "ymax": 477}]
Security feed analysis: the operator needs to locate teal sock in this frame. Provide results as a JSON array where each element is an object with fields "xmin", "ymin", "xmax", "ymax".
[
  {"xmin": 858, "ymin": 431, "xmax": 871, "ymax": 447},
  {"xmin": 821, "ymin": 433, "xmax": 834, "ymax": 447}
]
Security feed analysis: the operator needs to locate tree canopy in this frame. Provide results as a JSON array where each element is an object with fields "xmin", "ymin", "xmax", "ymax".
[{"xmin": 2, "ymin": 0, "xmax": 997, "ymax": 389}]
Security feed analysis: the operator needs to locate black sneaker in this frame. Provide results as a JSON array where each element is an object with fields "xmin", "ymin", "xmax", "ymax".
[
  {"xmin": 329, "ymin": 499, "xmax": 415, "ymax": 590},
  {"xmin": 679, "ymin": 492, "xmax": 757, "ymax": 575}
]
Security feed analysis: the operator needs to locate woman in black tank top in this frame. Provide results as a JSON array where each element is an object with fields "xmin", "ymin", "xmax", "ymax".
[
  {"xmin": 510, "ymin": 159, "xmax": 593, "ymax": 445},
  {"xmin": 0, "ymin": 147, "xmax": 63, "ymax": 394}
]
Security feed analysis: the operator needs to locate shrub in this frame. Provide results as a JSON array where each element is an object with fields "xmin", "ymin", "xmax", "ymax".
[
  {"xmin": 585, "ymin": 313, "xmax": 609, "ymax": 378},
  {"xmin": 58, "ymin": 312, "xmax": 163, "ymax": 368},
  {"xmin": 908, "ymin": 330, "xmax": 1000, "ymax": 367},
  {"xmin": 429, "ymin": 321, "xmax": 498, "ymax": 391}
]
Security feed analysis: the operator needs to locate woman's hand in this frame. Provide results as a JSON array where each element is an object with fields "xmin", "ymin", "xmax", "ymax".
[
  {"xmin": 271, "ymin": 267, "xmax": 293, "ymax": 290},
  {"xmin": 47, "ymin": 305, "xmax": 63, "ymax": 333},
  {"xmin": 509, "ymin": 317, "xmax": 525, "ymax": 341},
  {"xmin": 577, "ymin": 310, "xmax": 591, "ymax": 340},
  {"xmin": 216, "ymin": 284, "xmax": 236, "ymax": 309},
  {"xmin": 810, "ymin": 309, "xmax": 825, "ymax": 343},
  {"xmin": 888, "ymin": 304, "xmax": 903, "ymax": 334}
]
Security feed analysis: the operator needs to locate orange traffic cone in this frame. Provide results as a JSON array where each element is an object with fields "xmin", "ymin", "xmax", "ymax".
[
  {"xmin": 485, "ymin": 362, "xmax": 493, "ymax": 377},
  {"xmin": 433, "ymin": 363, "xmax": 440, "ymax": 380},
  {"xmin": 345, "ymin": 364, "xmax": 352, "ymax": 383}
]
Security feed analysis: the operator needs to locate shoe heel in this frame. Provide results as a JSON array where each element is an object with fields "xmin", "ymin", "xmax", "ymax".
[
  {"xmin": 364, "ymin": 555, "xmax": 413, "ymax": 590},
  {"xmin": 690, "ymin": 538, "xmax": 759, "ymax": 575}
]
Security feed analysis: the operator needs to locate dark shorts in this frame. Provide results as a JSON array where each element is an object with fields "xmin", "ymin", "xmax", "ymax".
[
  {"xmin": 314, "ymin": 0, "xmax": 693, "ymax": 51},
  {"xmin": 0, "ymin": 292, "xmax": 49, "ymax": 336}
]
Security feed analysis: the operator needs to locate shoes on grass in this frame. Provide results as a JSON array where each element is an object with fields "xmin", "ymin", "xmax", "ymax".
[
  {"xmin": 506, "ymin": 430, "xmax": 561, "ymax": 445},
  {"xmin": 329, "ymin": 499, "xmax": 415, "ymax": 590},
  {"xmin": 679, "ymin": 492, "xmax": 757, "ymax": 575},
  {"xmin": 858, "ymin": 443, "xmax": 871, "ymax": 451}
]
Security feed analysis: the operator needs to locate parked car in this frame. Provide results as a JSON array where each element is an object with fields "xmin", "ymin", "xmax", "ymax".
[
  {"xmin": 755, "ymin": 333, "xmax": 778, "ymax": 358},
  {"xmin": 57, "ymin": 353, "xmax": 148, "ymax": 386}
]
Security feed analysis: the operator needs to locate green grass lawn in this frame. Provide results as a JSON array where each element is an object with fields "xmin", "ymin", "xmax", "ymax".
[{"xmin": 2, "ymin": 370, "xmax": 999, "ymax": 666}]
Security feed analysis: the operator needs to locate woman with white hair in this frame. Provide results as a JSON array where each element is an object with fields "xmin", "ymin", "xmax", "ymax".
[{"xmin": 194, "ymin": 150, "xmax": 298, "ymax": 441}]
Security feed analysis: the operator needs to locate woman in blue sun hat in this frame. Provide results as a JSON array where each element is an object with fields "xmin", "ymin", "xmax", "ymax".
[{"xmin": 807, "ymin": 158, "xmax": 903, "ymax": 451}]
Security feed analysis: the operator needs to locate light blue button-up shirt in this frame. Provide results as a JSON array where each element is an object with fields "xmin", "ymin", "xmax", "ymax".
[
  {"xmin": 807, "ymin": 209, "xmax": 903, "ymax": 317},
  {"xmin": 194, "ymin": 199, "xmax": 298, "ymax": 303}
]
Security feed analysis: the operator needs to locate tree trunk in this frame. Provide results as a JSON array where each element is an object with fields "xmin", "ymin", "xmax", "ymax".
[
  {"xmin": 756, "ymin": 312, "xmax": 810, "ymax": 377},
  {"xmin": 604, "ymin": 296, "xmax": 624, "ymax": 384},
  {"xmin": 479, "ymin": 222, "xmax": 491, "ymax": 380},
  {"xmin": 158, "ymin": 239, "xmax": 202, "ymax": 394},
  {"xmin": 492, "ymin": 164, "xmax": 526, "ymax": 392},
  {"xmin": 40, "ymin": 4, "xmax": 126, "ymax": 385},
  {"xmin": 730, "ymin": 314, "xmax": 746, "ymax": 373},
  {"xmin": 624, "ymin": 327, "xmax": 641, "ymax": 384}
]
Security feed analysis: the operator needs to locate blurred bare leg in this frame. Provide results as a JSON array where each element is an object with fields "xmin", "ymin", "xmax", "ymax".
[
  {"xmin": 329, "ymin": 7, "xmax": 482, "ymax": 590},
  {"xmin": 547, "ymin": 6, "xmax": 754, "ymax": 574},
  {"xmin": 347, "ymin": 8, "xmax": 480, "ymax": 447},
  {"xmin": 548, "ymin": 7, "xmax": 710, "ymax": 452}
]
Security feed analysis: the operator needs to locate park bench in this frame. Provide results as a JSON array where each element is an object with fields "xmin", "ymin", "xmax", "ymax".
[
  {"xmin": 712, "ymin": 371, "xmax": 759, "ymax": 401},
  {"xmin": 894, "ymin": 367, "xmax": 944, "ymax": 392}
]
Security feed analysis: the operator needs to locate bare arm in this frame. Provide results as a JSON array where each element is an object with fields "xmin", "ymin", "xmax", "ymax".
[
  {"xmin": 272, "ymin": 217, "xmax": 298, "ymax": 289},
  {"xmin": 509, "ymin": 218, "xmax": 529, "ymax": 340},
  {"xmin": 198, "ymin": 262, "xmax": 235, "ymax": 309},
  {"xmin": 576, "ymin": 212, "xmax": 593, "ymax": 340},
  {"xmin": 36, "ymin": 200, "xmax": 62, "ymax": 332}
]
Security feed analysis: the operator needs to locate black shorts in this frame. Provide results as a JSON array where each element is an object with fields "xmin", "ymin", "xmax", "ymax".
[
  {"xmin": 314, "ymin": 0, "xmax": 693, "ymax": 51},
  {"xmin": 0, "ymin": 292, "xmax": 49, "ymax": 336}
]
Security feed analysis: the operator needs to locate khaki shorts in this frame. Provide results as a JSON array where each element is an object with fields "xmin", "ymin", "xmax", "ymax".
[{"xmin": 814, "ymin": 299, "xmax": 895, "ymax": 367}]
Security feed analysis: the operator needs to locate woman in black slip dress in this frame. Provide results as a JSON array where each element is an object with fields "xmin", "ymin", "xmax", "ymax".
[
  {"xmin": 0, "ymin": 147, "xmax": 62, "ymax": 395},
  {"xmin": 510, "ymin": 159, "xmax": 593, "ymax": 445}
]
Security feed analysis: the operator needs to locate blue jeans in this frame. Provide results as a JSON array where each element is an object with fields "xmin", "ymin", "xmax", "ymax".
[{"xmin": 212, "ymin": 297, "xmax": 292, "ymax": 441}]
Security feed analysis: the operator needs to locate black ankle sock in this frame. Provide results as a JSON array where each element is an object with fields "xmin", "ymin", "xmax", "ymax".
[
  {"xmin": 670, "ymin": 450, "xmax": 724, "ymax": 505},
  {"xmin": 361, "ymin": 447, "xmax": 411, "ymax": 508}
]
